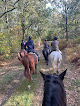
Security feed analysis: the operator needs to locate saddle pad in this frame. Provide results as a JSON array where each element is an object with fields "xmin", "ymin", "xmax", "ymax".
[{"xmin": 29, "ymin": 52, "xmax": 38, "ymax": 57}]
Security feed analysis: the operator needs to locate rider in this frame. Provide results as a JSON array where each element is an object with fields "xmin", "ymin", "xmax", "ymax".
[
  {"xmin": 43, "ymin": 39, "xmax": 49, "ymax": 49},
  {"xmin": 42, "ymin": 39, "xmax": 50, "ymax": 65},
  {"xmin": 51, "ymin": 36, "xmax": 59, "ymax": 52},
  {"xmin": 24, "ymin": 36, "xmax": 39, "ymax": 61},
  {"xmin": 21, "ymin": 39, "xmax": 25, "ymax": 49}
]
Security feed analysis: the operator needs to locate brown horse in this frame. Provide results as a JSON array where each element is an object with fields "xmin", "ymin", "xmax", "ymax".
[{"xmin": 18, "ymin": 49, "xmax": 38, "ymax": 89}]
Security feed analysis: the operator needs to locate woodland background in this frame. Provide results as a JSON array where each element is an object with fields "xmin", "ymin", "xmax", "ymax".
[
  {"xmin": 0, "ymin": 0, "xmax": 80, "ymax": 58},
  {"xmin": 0, "ymin": 0, "xmax": 80, "ymax": 105}
]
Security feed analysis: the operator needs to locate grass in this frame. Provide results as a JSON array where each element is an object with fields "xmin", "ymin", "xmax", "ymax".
[
  {"xmin": 4, "ymin": 73, "xmax": 40, "ymax": 106},
  {"xmin": 71, "ymin": 80, "xmax": 80, "ymax": 91},
  {"xmin": 0, "ymin": 68, "xmax": 23, "ymax": 91}
]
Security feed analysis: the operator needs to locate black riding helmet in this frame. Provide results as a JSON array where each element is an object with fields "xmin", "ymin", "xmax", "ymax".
[
  {"xmin": 22, "ymin": 39, "xmax": 24, "ymax": 42},
  {"xmin": 45, "ymin": 39, "xmax": 47, "ymax": 41},
  {"xmin": 29, "ymin": 36, "xmax": 32, "ymax": 40},
  {"xmin": 54, "ymin": 36, "xmax": 58, "ymax": 40}
]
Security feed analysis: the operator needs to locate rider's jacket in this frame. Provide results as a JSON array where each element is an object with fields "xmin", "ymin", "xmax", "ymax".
[
  {"xmin": 21, "ymin": 42, "xmax": 25, "ymax": 49},
  {"xmin": 43, "ymin": 42, "xmax": 49, "ymax": 49},
  {"xmin": 51, "ymin": 40, "xmax": 59, "ymax": 51},
  {"xmin": 24, "ymin": 40, "xmax": 35, "ymax": 52}
]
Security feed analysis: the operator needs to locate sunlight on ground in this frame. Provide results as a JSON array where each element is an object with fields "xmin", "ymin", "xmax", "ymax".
[
  {"xmin": 7, "ymin": 66, "xmax": 24, "ymax": 71},
  {"xmin": 41, "ymin": 68, "xmax": 49, "ymax": 72},
  {"xmin": 12, "ymin": 80, "xmax": 20, "ymax": 83},
  {"xmin": 0, "ymin": 62, "xmax": 9, "ymax": 66},
  {"xmin": 41, "ymin": 67, "xmax": 53, "ymax": 72}
]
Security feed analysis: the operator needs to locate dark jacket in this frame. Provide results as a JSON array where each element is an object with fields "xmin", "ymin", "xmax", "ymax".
[
  {"xmin": 43, "ymin": 42, "xmax": 48, "ymax": 48},
  {"xmin": 21, "ymin": 42, "xmax": 25, "ymax": 49},
  {"xmin": 24, "ymin": 40, "xmax": 35, "ymax": 52}
]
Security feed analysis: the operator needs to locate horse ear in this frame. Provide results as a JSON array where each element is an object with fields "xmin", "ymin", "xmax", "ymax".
[
  {"xmin": 40, "ymin": 71, "xmax": 46, "ymax": 80},
  {"xmin": 59, "ymin": 69, "xmax": 67, "ymax": 81}
]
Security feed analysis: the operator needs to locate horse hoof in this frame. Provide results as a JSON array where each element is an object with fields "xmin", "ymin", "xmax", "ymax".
[
  {"xmin": 31, "ymin": 78, "xmax": 33, "ymax": 80},
  {"xmin": 57, "ymin": 71, "xmax": 59, "ymax": 74},
  {"xmin": 28, "ymin": 85, "xmax": 31, "ymax": 90}
]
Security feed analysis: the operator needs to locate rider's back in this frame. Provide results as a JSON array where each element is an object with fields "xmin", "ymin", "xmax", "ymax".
[
  {"xmin": 51, "ymin": 40, "xmax": 59, "ymax": 51},
  {"xmin": 26, "ymin": 40, "xmax": 34, "ymax": 51}
]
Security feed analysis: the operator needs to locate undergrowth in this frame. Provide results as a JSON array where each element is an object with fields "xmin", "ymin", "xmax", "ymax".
[{"xmin": 4, "ymin": 73, "xmax": 40, "ymax": 106}]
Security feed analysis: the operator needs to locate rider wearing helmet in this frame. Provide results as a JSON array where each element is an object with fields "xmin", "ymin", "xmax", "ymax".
[
  {"xmin": 24, "ymin": 36, "xmax": 39, "ymax": 61},
  {"xmin": 43, "ymin": 39, "xmax": 49, "ymax": 49},
  {"xmin": 24, "ymin": 36, "xmax": 34, "ymax": 52},
  {"xmin": 21, "ymin": 39, "xmax": 25, "ymax": 49},
  {"xmin": 51, "ymin": 36, "xmax": 59, "ymax": 51}
]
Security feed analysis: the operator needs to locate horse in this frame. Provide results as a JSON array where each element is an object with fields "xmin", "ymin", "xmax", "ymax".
[
  {"xmin": 49, "ymin": 51, "xmax": 62, "ymax": 73},
  {"xmin": 42, "ymin": 48, "xmax": 50, "ymax": 65},
  {"xmin": 40, "ymin": 69, "xmax": 67, "ymax": 106},
  {"xmin": 18, "ymin": 49, "xmax": 38, "ymax": 90}
]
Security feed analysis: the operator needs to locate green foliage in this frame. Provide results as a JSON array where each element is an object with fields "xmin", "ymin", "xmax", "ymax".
[
  {"xmin": 5, "ymin": 54, "xmax": 11, "ymax": 59},
  {"xmin": 0, "ymin": 33, "xmax": 11, "ymax": 54},
  {"xmin": 0, "ymin": 0, "xmax": 80, "ymax": 57},
  {"xmin": 46, "ymin": 29, "xmax": 54, "ymax": 40},
  {"xmin": 73, "ymin": 36, "xmax": 80, "ymax": 44}
]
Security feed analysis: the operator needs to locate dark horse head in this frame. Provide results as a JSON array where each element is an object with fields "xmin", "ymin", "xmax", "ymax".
[{"xmin": 40, "ymin": 69, "xmax": 67, "ymax": 106}]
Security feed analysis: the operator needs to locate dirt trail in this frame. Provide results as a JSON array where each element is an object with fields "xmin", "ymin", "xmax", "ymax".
[
  {"xmin": 0, "ymin": 59, "xmax": 25, "ymax": 106},
  {"xmin": 32, "ymin": 50, "xmax": 80, "ymax": 106},
  {"xmin": 0, "ymin": 48, "xmax": 80, "ymax": 106}
]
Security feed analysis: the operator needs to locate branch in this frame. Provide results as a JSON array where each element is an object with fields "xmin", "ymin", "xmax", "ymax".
[
  {"xmin": 14, "ymin": 0, "xmax": 20, "ymax": 5},
  {"xmin": 0, "ymin": 7, "xmax": 16, "ymax": 18},
  {"xmin": 0, "ymin": 0, "xmax": 20, "ymax": 18}
]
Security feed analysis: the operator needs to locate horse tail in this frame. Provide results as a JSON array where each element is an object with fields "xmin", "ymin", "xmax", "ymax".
[
  {"xmin": 53, "ymin": 55, "xmax": 57, "ymax": 62},
  {"xmin": 18, "ymin": 51, "xmax": 26, "ymax": 61},
  {"xmin": 18, "ymin": 52, "xmax": 21, "ymax": 61}
]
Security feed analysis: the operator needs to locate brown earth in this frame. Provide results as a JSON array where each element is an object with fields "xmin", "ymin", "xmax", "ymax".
[
  {"xmin": 0, "ymin": 48, "xmax": 80, "ymax": 106},
  {"xmin": 32, "ymin": 50, "xmax": 80, "ymax": 106}
]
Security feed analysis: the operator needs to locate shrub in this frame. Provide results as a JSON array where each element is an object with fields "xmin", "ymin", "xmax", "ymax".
[{"xmin": 59, "ymin": 39, "xmax": 67, "ymax": 50}]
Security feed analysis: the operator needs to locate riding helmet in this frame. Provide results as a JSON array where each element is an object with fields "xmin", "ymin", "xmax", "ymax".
[
  {"xmin": 45, "ymin": 39, "xmax": 47, "ymax": 41},
  {"xmin": 54, "ymin": 36, "xmax": 58, "ymax": 40},
  {"xmin": 29, "ymin": 36, "xmax": 32, "ymax": 40}
]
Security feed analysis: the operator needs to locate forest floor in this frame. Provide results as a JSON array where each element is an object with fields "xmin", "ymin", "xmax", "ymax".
[
  {"xmin": 32, "ymin": 49, "xmax": 80, "ymax": 106},
  {"xmin": 0, "ymin": 46, "xmax": 80, "ymax": 106}
]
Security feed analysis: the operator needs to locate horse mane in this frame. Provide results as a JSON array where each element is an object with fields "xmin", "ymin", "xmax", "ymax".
[{"xmin": 43, "ymin": 75, "xmax": 66, "ymax": 106}]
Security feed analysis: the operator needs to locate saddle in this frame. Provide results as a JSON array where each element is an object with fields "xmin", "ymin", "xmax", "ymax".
[
  {"xmin": 28, "ymin": 52, "xmax": 38, "ymax": 58},
  {"xmin": 49, "ymin": 50, "xmax": 62, "ymax": 55}
]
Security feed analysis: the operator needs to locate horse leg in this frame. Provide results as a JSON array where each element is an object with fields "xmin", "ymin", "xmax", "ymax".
[
  {"xmin": 52, "ymin": 61, "xmax": 56, "ymax": 73},
  {"xmin": 46, "ymin": 53, "xmax": 49, "ymax": 65},
  {"xmin": 28, "ymin": 66, "xmax": 34, "ymax": 90},
  {"xmin": 53, "ymin": 66, "xmax": 56, "ymax": 73},
  {"xmin": 24, "ymin": 67, "xmax": 31, "ymax": 90},
  {"xmin": 18, "ymin": 52, "xmax": 22, "ymax": 61},
  {"xmin": 35, "ymin": 64, "xmax": 37, "ymax": 74},
  {"xmin": 45, "ymin": 55, "xmax": 48, "ymax": 65},
  {"xmin": 57, "ymin": 60, "xmax": 61, "ymax": 74},
  {"xmin": 24, "ymin": 67, "xmax": 29, "ymax": 78}
]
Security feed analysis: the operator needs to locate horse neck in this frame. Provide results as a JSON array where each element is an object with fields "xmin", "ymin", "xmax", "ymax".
[{"xmin": 43, "ymin": 82, "xmax": 66, "ymax": 106}]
